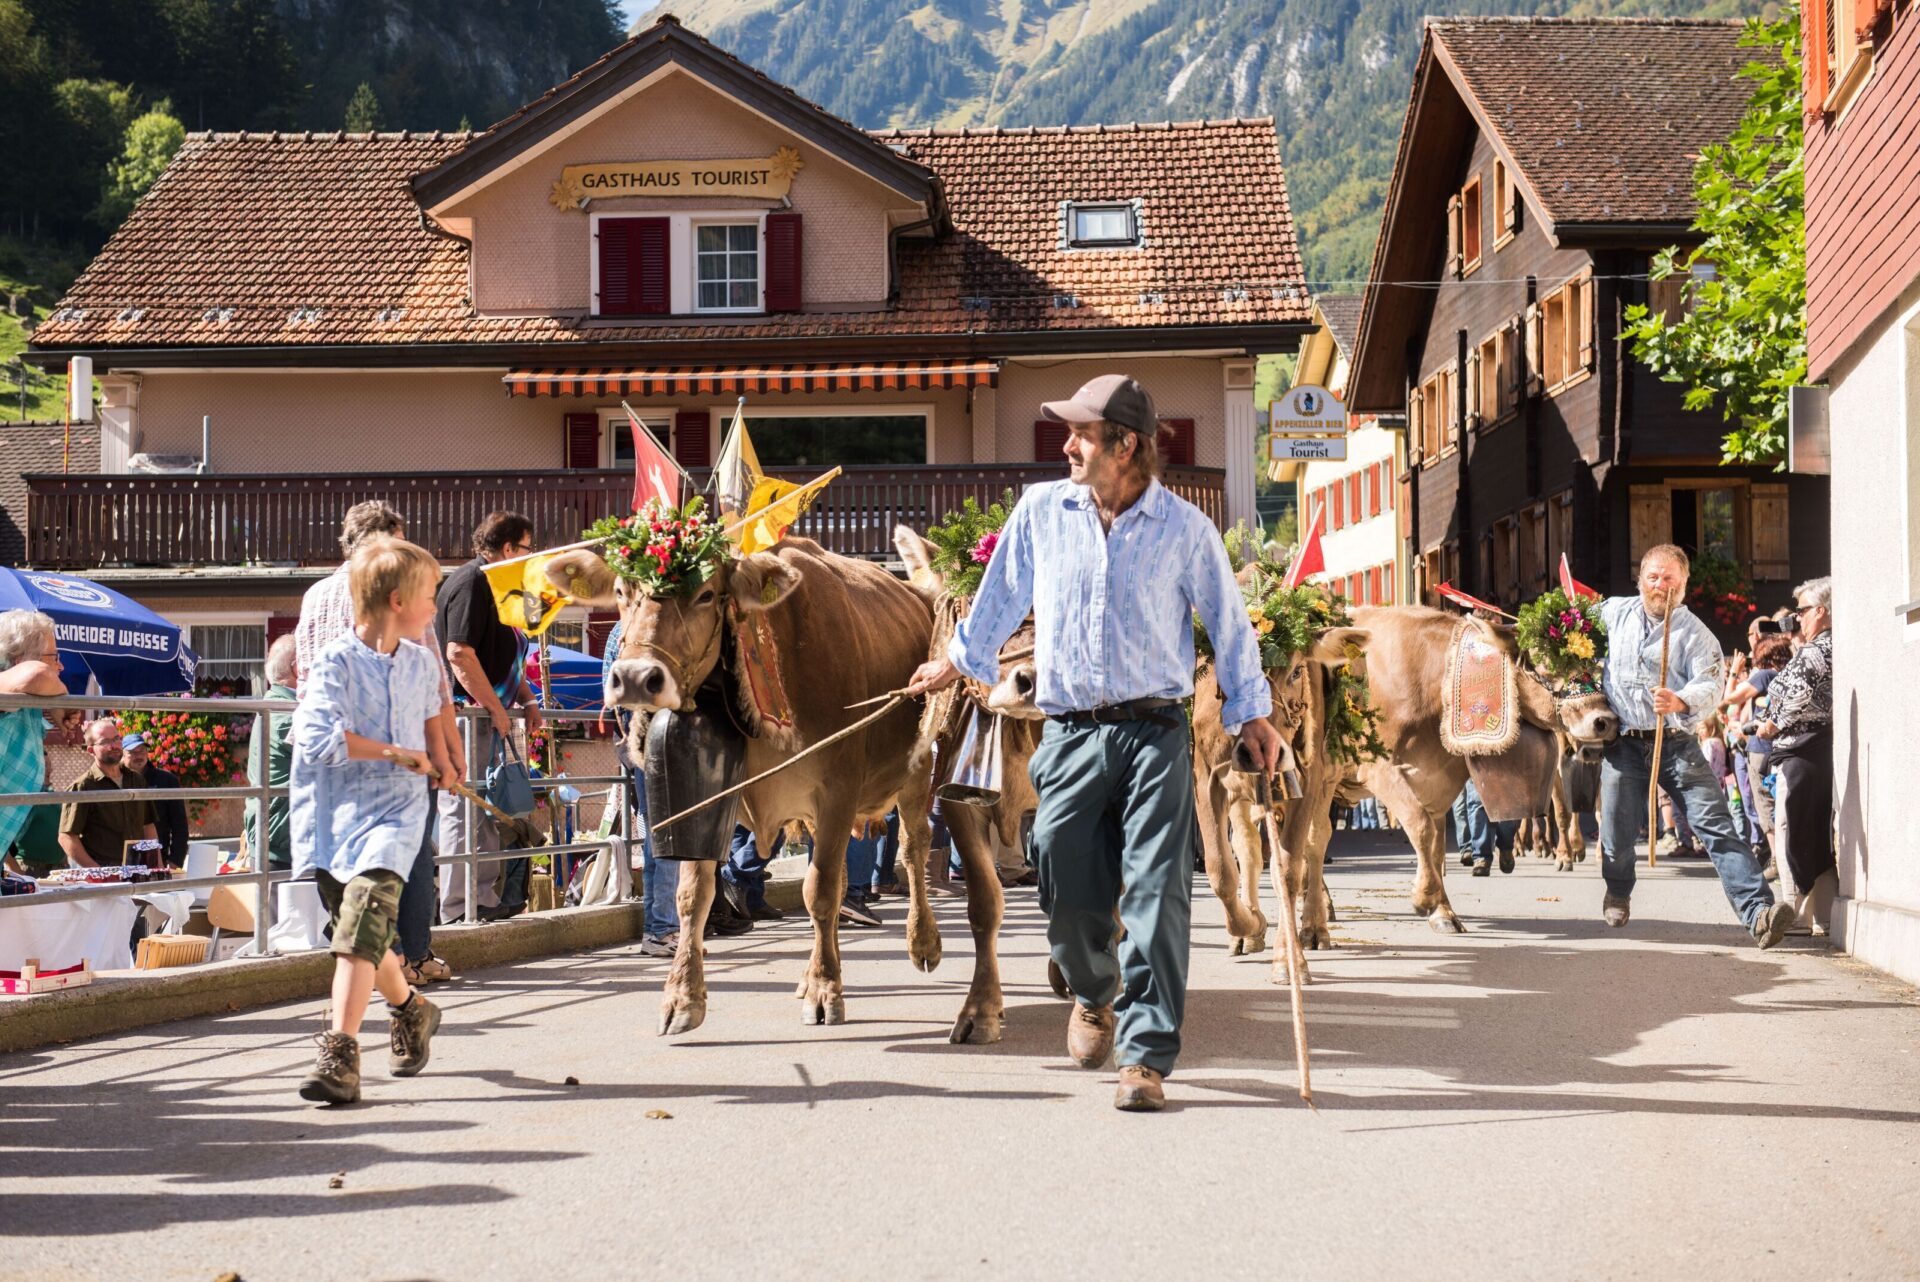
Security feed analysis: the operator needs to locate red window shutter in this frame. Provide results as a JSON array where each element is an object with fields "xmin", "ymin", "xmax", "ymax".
[
  {"xmin": 598, "ymin": 217, "xmax": 669, "ymax": 316},
  {"xmin": 1034, "ymin": 419, "xmax": 1069, "ymax": 462},
  {"xmin": 1159, "ymin": 418, "xmax": 1195, "ymax": 467},
  {"xmin": 266, "ymin": 616, "xmax": 297, "ymax": 646},
  {"xmin": 674, "ymin": 410, "xmax": 711, "ymax": 469},
  {"xmin": 1348, "ymin": 472, "xmax": 1363, "ymax": 520},
  {"xmin": 1348, "ymin": 572, "xmax": 1363, "ymax": 602},
  {"xmin": 564, "ymin": 412, "xmax": 601, "ymax": 469},
  {"xmin": 1369, "ymin": 464, "xmax": 1383, "ymax": 517},
  {"xmin": 764, "ymin": 212, "xmax": 802, "ymax": 313},
  {"xmin": 1331, "ymin": 484, "xmax": 1345, "ymax": 530}
]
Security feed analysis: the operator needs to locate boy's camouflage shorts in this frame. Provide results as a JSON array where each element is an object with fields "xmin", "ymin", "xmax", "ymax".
[{"xmin": 315, "ymin": 870, "xmax": 405, "ymax": 965}]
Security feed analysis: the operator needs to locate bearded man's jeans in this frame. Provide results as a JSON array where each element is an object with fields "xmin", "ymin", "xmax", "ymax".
[
  {"xmin": 1028, "ymin": 716, "xmax": 1193, "ymax": 1078},
  {"xmin": 1598, "ymin": 734, "xmax": 1775, "ymax": 929}
]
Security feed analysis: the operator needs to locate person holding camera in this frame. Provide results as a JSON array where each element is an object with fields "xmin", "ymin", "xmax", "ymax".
[{"xmin": 1756, "ymin": 577, "xmax": 1834, "ymax": 934}]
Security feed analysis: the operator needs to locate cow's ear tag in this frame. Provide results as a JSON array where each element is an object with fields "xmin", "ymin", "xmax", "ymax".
[{"xmin": 760, "ymin": 580, "xmax": 780, "ymax": 606}]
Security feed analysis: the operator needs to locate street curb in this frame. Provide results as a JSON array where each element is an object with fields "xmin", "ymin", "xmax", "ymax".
[{"xmin": 0, "ymin": 871, "xmax": 811, "ymax": 1056}]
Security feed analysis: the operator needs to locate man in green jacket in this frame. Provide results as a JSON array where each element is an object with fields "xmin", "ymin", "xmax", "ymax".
[{"xmin": 244, "ymin": 635, "xmax": 298, "ymax": 870}]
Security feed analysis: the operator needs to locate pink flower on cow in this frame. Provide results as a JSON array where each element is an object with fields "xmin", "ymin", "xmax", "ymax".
[{"xmin": 970, "ymin": 532, "xmax": 999, "ymax": 566}]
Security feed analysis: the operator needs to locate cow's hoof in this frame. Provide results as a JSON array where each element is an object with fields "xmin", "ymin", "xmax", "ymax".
[
  {"xmin": 1299, "ymin": 923, "xmax": 1334, "ymax": 950},
  {"xmin": 1047, "ymin": 958, "xmax": 1071, "ymax": 999},
  {"xmin": 1556, "ymin": 854, "xmax": 1575, "ymax": 872},
  {"xmin": 908, "ymin": 918, "xmax": 943, "ymax": 973},
  {"xmin": 797, "ymin": 979, "xmax": 846, "ymax": 1026},
  {"xmin": 949, "ymin": 1005, "xmax": 1005, "ymax": 1045},
  {"xmin": 1229, "ymin": 931, "xmax": 1268, "ymax": 956},
  {"xmin": 1427, "ymin": 909, "xmax": 1466, "ymax": 934},
  {"xmin": 657, "ymin": 994, "xmax": 706, "ymax": 1036}
]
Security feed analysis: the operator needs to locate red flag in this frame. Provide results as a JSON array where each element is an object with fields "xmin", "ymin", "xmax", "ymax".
[
  {"xmin": 1559, "ymin": 553, "xmax": 1600, "ymax": 602},
  {"xmin": 1284, "ymin": 501, "xmax": 1325, "ymax": 588},
  {"xmin": 1436, "ymin": 581, "xmax": 1506, "ymax": 615},
  {"xmin": 629, "ymin": 408, "xmax": 682, "ymax": 512}
]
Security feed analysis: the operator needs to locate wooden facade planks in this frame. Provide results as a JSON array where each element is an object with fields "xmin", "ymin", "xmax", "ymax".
[{"xmin": 1806, "ymin": 0, "xmax": 1920, "ymax": 379}]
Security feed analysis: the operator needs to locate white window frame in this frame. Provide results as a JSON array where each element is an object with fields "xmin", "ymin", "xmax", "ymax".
[
  {"xmin": 595, "ymin": 406, "xmax": 677, "ymax": 469},
  {"xmin": 702, "ymin": 402, "xmax": 937, "ymax": 465},
  {"xmin": 691, "ymin": 218, "xmax": 764, "ymax": 315},
  {"xmin": 171, "ymin": 612, "xmax": 270, "ymax": 692}
]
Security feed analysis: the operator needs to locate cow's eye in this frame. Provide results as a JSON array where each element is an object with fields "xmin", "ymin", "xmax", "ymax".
[{"xmin": 694, "ymin": 588, "xmax": 716, "ymax": 605}]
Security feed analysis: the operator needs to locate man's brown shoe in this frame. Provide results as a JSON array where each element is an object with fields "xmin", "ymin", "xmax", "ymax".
[
  {"xmin": 1066, "ymin": 1002, "xmax": 1115, "ymax": 1068},
  {"xmin": 1114, "ymin": 1065, "xmax": 1165, "ymax": 1112},
  {"xmin": 1602, "ymin": 894, "xmax": 1631, "ymax": 928}
]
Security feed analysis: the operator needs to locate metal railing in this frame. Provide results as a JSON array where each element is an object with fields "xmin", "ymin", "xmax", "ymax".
[{"xmin": 0, "ymin": 692, "xmax": 632, "ymax": 964}]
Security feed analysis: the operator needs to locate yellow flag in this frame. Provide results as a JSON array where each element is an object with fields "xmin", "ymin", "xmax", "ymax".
[
  {"xmin": 711, "ymin": 401, "xmax": 762, "ymax": 522},
  {"xmin": 736, "ymin": 467, "xmax": 841, "ymax": 556},
  {"xmin": 483, "ymin": 553, "xmax": 572, "ymax": 636}
]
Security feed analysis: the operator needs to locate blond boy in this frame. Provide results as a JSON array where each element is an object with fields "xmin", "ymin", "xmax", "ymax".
[{"xmin": 292, "ymin": 536, "xmax": 453, "ymax": 1104}]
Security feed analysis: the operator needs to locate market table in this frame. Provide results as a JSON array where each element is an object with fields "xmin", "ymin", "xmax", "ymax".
[{"xmin": 0, "ymin": 890, "xmax": 193, "ymax": 973}]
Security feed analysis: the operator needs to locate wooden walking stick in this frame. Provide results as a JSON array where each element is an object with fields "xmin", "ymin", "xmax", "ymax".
[
  {"xmin": 1646, "ymin": 586, "xmax": 1675, "ymax": 868},
  {"xmin": 1257, "ymin": 774, "xmax": 1313, "ymax": 1107}
]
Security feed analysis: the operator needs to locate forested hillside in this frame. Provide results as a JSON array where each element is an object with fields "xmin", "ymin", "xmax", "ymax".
[{"xmin": 667, "ymin": 0, "xmax": 1768, "ymax": 285}]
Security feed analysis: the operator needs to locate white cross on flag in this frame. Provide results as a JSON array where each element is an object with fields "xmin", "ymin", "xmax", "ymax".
[{"xmin": 628, "ymin": 407, "xmax": 683, "ymax": 512}]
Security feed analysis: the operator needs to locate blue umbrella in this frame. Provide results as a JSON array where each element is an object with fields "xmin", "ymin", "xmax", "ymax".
[
  {"xmin": 0, "ymin": 569, "xmax": 198, "ymax": 696},
  {"xmin": 524, "ymin": 642, "xmax": 605, "ymax": 711}
]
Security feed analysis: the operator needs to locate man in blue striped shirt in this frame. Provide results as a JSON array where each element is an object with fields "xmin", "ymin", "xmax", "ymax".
[{"xmin": 910, "ymin": 374, "xmax": 1280, "ymax": 1112}]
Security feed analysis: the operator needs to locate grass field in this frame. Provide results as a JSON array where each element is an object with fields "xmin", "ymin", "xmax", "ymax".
[{"xmin": 0, "ymin": 236, "xmax": 91, "ymax": 422}]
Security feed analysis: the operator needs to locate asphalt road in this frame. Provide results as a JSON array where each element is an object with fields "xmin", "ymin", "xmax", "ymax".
[{"xmin": 4, "ymin": 833, "xmax": 1918, "ymax": 1282}]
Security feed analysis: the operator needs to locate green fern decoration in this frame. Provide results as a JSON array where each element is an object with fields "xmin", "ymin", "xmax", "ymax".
[{"xmin": 926, "ymin": 489, "xmax": 1018, "ymax": 598}]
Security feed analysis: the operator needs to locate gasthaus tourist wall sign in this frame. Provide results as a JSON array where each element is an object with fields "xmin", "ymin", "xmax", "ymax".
[
  {"xmin": 1269, "ymin": 384, "xmax": 1347, "ymax": 461},
  {"xmin": 551, "ymin": 147, "xmax": 806, "ymax": 209}
]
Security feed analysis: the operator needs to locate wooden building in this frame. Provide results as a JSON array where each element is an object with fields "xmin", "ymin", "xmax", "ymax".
[
  {"xmin": 1345, "ymin": 17, "xmax": 1829, "ymax": 622},
  {"xmin": 1805, "ymin": 0, "xmax": 1920, "ymax": 984}
]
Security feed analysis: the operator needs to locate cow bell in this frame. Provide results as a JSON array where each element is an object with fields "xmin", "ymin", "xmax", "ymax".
[
  {"xmin": 933, "ymin": 702, "xmax": 1005, "ymax": 808},
  {"xmin": 642, "ymin": 689, "xmax": 748, "ymax": 861}
]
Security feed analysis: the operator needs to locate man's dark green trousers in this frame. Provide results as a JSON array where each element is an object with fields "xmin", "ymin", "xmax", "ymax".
[{"xmin": 1028, "ymin": 714, "xmax": 1193, "ymax": 1077}]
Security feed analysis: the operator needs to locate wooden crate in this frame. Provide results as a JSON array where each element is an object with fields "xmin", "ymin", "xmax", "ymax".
[
  {"xmin": 1, "ymin": 960, "xmax": 94, "ymax": 994},
  {"xmin": 135, "ymin": 934, "xmax": 210, "ymax": 970}
]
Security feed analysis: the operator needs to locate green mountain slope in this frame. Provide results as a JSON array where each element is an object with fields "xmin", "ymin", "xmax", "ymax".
[{"xmin": 661, "ymin": 0, "xmax": 1767, "ymax": 285}]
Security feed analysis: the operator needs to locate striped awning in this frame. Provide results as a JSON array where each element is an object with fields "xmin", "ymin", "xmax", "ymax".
[{"xmin": 504, "ymin": 360, "xmax": 1000, "ymax": 399}]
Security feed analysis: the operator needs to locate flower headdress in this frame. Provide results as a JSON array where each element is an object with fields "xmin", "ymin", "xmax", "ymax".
[
  {"xmin": 585, "ymin": 498, "xmax": 731, "ymax": 596},
  {"xmin": 1515, "ymin": 587, "xmax": 1607, "ymax": 692},
  {"xmin": 926, "ymin": 489, "xmax": 1018, "ymax": 599}
]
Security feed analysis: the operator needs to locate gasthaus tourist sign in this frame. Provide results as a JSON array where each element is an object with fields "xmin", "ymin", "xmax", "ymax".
[
  {"xmin": 551, "ymin": 147, "xmax": 805, "ymax": 209},
  {"xmin": 1269, "ymin": 384, "xmax": 1347, "ymax": 461}
]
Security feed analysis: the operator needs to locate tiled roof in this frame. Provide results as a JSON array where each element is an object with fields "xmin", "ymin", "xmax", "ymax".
[
  {"xmin": 1430, "ymin": 17, "xmax": 1752, "ymax": 227},
  {"xmin": 32, "ymin": 120, "xmax": 1307, "ymax": 354},
  {"xmin": 1315, "ymin": 294, "xmax": 1362, "ymax": 358}
]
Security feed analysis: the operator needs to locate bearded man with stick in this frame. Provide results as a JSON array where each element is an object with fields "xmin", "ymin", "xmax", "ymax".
[{"xmin": 1596, "ymin": 544, "xmax": 1795, "ymax": 947}]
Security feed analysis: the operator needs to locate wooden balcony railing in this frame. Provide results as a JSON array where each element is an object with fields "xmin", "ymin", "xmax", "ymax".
[{"xmin": 24, "ymin": 464, "xmax": 1227, "ymax": 570}]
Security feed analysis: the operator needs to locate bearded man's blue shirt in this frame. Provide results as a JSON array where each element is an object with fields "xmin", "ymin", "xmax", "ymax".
[{"xmin": 949, "ymin": 478, "xmax": 1272, "ymax": 732}]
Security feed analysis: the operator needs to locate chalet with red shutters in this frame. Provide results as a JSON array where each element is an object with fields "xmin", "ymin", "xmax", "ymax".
[
  {"xmin": 1803, "ymin": 0, "xmax": 1920, "ymax": 985},
  {"xmin": 1345, "ymin": 16, "xmax": 1828, "ymax": 621},
  {"xmin": 23, "ymin": 14, "xmax": 1308, "ymax": 647}
]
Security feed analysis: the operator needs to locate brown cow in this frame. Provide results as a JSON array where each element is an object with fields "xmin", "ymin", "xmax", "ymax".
[
  {"xmin": 552, "ymin": 537, "xmax": 933, "ymax": 1032},
  {"xmin": 1331, "ymin": 605, "xmax": 1616, "ymax": 939},
  {"xmin": 893, "ymin": 526, "xmax": 1045, "ymax": 1043},
  {"xmin": 1190, "ymin": 631, "xmax": 1353, "ymax": 961}
]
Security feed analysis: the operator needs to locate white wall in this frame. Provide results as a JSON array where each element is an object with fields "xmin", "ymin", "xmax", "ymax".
[
  {"xmin": 1299, "ymin": 422, "xmax": 1399, "ymax": 596},
  {"xmin": 1829, "ymin": 276, "xmax": 1920, "ymax": 987}
]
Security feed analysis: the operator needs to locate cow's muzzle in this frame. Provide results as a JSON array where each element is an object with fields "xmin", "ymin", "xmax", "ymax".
[
  {"xmin": 607, "ymin": 657, "xmax": 680, "ymax": 711},
  {"xmin": 985, "ymin": 660, "xmax": 1044, "ymax": 720}
]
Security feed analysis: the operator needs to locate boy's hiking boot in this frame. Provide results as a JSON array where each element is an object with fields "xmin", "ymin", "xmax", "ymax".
[
  {"xmin": 389, "ymin": 992, "xmax": 442, "ymax": 1077},
  {"xmin": 300, "ymin": 1031, "xmax": 361, "ymax": 1105}
]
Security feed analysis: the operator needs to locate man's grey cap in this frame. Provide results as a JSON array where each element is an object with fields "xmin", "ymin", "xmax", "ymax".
[{"xmin": 1040, "ymin": 374, "xmax": 1157, "ymax": 437}]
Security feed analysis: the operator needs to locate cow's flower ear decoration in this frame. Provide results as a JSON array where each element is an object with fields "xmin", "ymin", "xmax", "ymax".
[
  {"xmin": 1516, "ymin": 586, "xmax": 1607, "ymax": 690},
  {"xmin": 586, "ymin": 498, "xmax": 730, "ymax": 596}
]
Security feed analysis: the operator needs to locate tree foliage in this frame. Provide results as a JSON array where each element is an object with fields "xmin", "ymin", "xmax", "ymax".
[
  {"xmin": 344, "ymin": 81, "xmax": 383, "ymax": 132},
  {"xmin": 97, "ymin": 103, "xmax": 186, "ymax": 226},
  {"xmin": 1622, "ymin": 14, "xmax": 1804, "ymax": 466}
]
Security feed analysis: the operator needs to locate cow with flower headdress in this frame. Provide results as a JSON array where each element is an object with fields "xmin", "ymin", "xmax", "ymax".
[{"xmin": 548, "ymin": 499, "xmax": 935, "ymax": 1033}]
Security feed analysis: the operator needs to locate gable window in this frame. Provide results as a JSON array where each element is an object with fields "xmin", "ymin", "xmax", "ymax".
[
  {"xmin": 1067, "ymin": 202, "xmax": 1139, "ymax": 248},
  {"xmin": 1460, "ymin": 176, "xmax": 1483, "ymax": 274},
  {"xmin": 695, "ymin": 223, "xmax": 761, "ymax": 312}
]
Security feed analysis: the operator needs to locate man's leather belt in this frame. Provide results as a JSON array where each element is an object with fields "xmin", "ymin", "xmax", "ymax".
[
  {"xmin": 1620, "ymin": 727, "xmax": 1661, "ymax": 740},
  {"xmin": 1050, "ymin": 698, "xmax": 1183, "ymax": 729}
]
